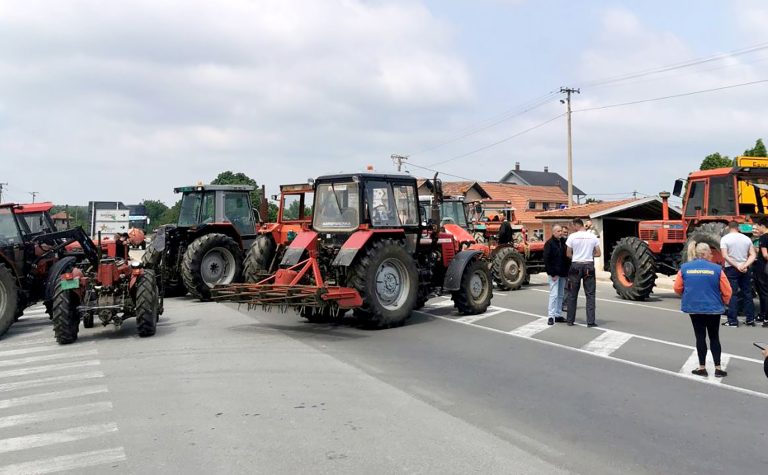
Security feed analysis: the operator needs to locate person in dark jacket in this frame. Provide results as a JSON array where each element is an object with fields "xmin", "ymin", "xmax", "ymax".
[
  {"xmin": 497, "ymin": 212, "xmax": 513, "ymax": 245},
  {"xmin": 674, "ymin": 242, "xmax": 733, "ymax": 377},
  {"xmin": 544, "ymin": 224, "xmax": 569, "ymax": 325}
]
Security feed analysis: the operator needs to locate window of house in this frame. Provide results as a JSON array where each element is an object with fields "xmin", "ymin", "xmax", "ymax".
[{"xmin": 528, "ymin": 202, "xmax": 536, "ymax": 210}]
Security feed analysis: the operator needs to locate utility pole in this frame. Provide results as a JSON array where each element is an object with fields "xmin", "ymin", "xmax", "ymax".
[
  {"xmin": 391, "ymin": 154, "xmax": 409, "ymax": 172},
  {"xmin": 560, "ymin": 87, "xmax": 580, "ymax": 208},
  {"xmin": 29, "ymin": 191, "xmax": 39, "ymax": 203},
  {"xmin": 0, "ymin": 183, "xmax": 7, "ymax": 203}
]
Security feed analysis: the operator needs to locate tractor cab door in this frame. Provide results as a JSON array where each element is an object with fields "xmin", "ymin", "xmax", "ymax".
[
  {"xmin": 0, "ymin": 208, "xmax": 26, "ymax": 275},
  {"xmin": 220, "ymin": 191, "xmax": 257, "ymax": 245},
  {"xmin": 364, "ymin": 181, "xmax": 419, "ymax": 230},
  {"xmin": 683, "ymin": 179, "xmax": 706, "ymax": 218}
]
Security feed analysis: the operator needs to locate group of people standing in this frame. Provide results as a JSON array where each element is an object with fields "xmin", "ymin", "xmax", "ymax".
[{"xmin": 543, "ymin": 218, "xmax": 601, "ymax": 327}]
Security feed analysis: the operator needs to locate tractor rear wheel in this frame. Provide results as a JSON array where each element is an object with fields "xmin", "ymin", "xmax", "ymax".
[
  {"xmin": 243, "ymin": 235, "xmax": 276, "ymax": 283},
  {"xmin": 134, "ymin": 270, "xmax": 159, "ymax": 337},
  {"xmin": 491, "ymin": 247, "xmax": 526, "ymax": 290},
  {"xmin": 51, "ymin": 280, "xmax": 79, "ymax": 345},
  {"xmin": 452, "ymin": 258, "xmax": 493, "ymax": 315},
  {"xmin": 347, "ymin": 240, "xmax": 418, "ymax": 328},
  {"xmin": 610, "ymin": 237, "xmax": 657, "ymax": 301},
  {"xmin": 682, "ymin": 222, "xmax": 727, "ymax": 265},
  {"xmin": 182, "ymin": 233, "xmax": 243, "ymax": 301},
  {"xmin": 0, "ymin": 264, "xmax": 19, "ymax": 339}
]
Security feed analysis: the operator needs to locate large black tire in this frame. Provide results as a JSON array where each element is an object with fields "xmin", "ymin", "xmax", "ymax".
[
  {"xmin": 347, "ymin": 240, "xmax": 419, "ymax": 328},
  {"xmin": 141, "ymin": 244, "xmax": 161, "ymax": 268},
  {"xmin": 491, "ymin": 247, "xmax": 526, "ymax": 291},
  {"xmin": 452, "ymin": 258, "xmax": 493, "ymax": 315},
  {"xmin": 0, "ymin": 264, "xmax": 19, "ymax": 339},
  {"xmin": 51, "ymin": 280, "xmax": 79, "ymax": 345},
  {"xmin": 681, "ymin": 222, "xmax": 727, "ymax": 264},
  {"xmin": 181, "ymin": 233, "xmax": 243, "ymax": 301},
  {"xmin": 134, "ymin": 270, "xmax": 159, "ymax": 337},
  {"xmin": 610, "ymin": 237, "xmax": 657, "ymax": 301},
  {"xmin": 243, "ymin": 235, "xmax": 276, "ymax": 283},
  {"xmin": 43, "ymin": 256, "xmax": 78, "ymax": 315}
]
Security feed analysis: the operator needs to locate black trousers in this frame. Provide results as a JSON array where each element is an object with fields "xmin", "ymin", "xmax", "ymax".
[
  {"xmin": 753, "ymin": 262, "xmax": 768, "ymax": 318},
  {"xmin": 566, "ymin": 262, "xmax": 596, "ymax": 324},
  {"xmin": 689, "ymin": 314, "xmax": 721, "ymax": 366}
]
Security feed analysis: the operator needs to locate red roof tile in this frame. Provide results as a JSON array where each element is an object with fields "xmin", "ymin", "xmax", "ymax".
[{"xmin": 478, "ymin": 182, "xmax": 569, "ymax": 227}]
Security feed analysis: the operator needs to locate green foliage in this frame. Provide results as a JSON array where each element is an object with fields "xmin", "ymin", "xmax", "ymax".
[
  {"xmin": 700, "ymin": 152, "xmax": 733, "ymax": 170},
  {"xmin": 743, "ymin": 138, "xmax": 767, "ymax": 157},
  {"xmin": 267, "ymin": 202, "xmax": 278, "ymax": 222},
  {"xmin": 140, "ymin": 199, "xmax": 169, "ymax": 227},
  {"xmin": 158, "ymin": 200, "xmax": 181, "ymax": 227},
  {"xmin": 51, "ymin": 205, "xmax": 89, "ymax": 231},
  {"xmin": 211, "ymin": 171, "xmax": 262, "ymax": 209},
  {"xmin": 584, "ymin": 198, "xmax": 603, "ymax": 204}
]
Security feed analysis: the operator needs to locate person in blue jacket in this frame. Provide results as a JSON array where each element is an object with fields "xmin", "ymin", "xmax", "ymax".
[{"xmin": 674, "ymin": 242, "xmax": 733, "ymax": 377}]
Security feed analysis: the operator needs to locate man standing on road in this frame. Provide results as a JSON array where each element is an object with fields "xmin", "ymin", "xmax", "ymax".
[
  {"xmin": 565, "ymin": 218, "xmax": 601, "ymax": 327},
  {"xmin": 752, "ymin": 218, "xmax": 768, "ymax": 325},
  {"xmin": 674, "ymin": 242, "xmax": 731, "ymax": 377},
  {"xmin": 497, "ymin": 211, "xmax": 513, "ymax": 245},
  {"xmin": 544, "ymin": 224, "xmax": 569, "ymax": 325},
  {"xmin": 721, "ymin": 221, "xmax": 757, "ymax": 327}
]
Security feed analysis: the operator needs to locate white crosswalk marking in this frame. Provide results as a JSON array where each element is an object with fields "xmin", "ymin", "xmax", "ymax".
[
  {"xmin": 0, "ymin": 349, "xmax": 97, "ymax": 368},
  {"xmin": 0, "ymin": 342, "xmax": 92, "ymax": 358},
  {"xmin": 0, "ymin": 447, "xmax": 126, "ymax": 475},
  {"xmin": 0, "ymin": 402, "xmax": 113, "ymax": 429},
  {"xmin": 0, "ymin": 360, "xmax": 99, "ymax": 380},
  {"xmin": 0, "ymin": 386, "xmax": 108, "ymax": 410},
  {"xmin": 0, "ymin": 422, "xmax": 118, "ymax": 454},
  {"xmin": 508, "ymin": 318, "xmax": 552, "ymax": 338},
  {"xmin": 0, "ymin": 371, "xmax": 105, "ymax": 393},
  {"xmin": 680, "ymin": 350, "xmax": 731, "ymax": 384},
  {"xmin": 581, "ymin": 330, "xmax": 633, "ymax": 356},
  {"xmin": 0, "ymin": 337, "xmax": 56, "ymax": 348}
]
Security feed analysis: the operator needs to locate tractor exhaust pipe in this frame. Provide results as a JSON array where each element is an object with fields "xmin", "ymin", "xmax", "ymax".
[
  {"xmin": 259, "ymin": 184, "xmax": 268, "ymax": 224},
  {"xmin": 659, "ymin": 191, "xmax": 671, "ymax": 221}
]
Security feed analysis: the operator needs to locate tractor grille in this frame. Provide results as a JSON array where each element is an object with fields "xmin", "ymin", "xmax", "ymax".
[
  {"xmin": 667, "ymin": 229, "xmax": 684, "ymax": 241},
  {"xmin": 639, "ymin": 229, "xmax": 657, "ymax": 241}
]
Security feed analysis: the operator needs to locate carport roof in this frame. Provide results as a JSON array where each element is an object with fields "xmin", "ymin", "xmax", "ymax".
[{"xmin": 535, "ymin": 197, "xmax": 682, "ymax": 220}]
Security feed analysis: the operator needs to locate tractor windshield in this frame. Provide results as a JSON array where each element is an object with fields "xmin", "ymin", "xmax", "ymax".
[
  {"xmin": 440, "ymin": 201, "xmax": 468, "ymax": 227},
  {"xmin": 178, "ymin": 192, "xmax": 203, "ymax": 227},
  {"xmin": 19, "ymin": 212, "xmax": 55, "ymax": 235},
  {"xmin": 0, "ymin": 209, "xmax": 21, "ymax": 245},
  {"xmin": 313, "ymin": 182, "xmax": 360, "ymax": 232}
]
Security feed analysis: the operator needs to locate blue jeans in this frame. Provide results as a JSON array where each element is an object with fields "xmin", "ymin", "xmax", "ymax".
[
  {"xmin": 725, "ymin": 266, "xmax": 755, "ymax": 324},
  {"xmin": 547, "ymin": 275, "xmax": 566, "ymax": 318}
]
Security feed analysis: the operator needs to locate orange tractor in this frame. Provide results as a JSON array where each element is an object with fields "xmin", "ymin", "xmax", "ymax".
[
  {"xmin": 610, "ymin": 164, "xmax": 768, "ymax": 300},
  {"xmin": 213, "ymin": 173, "xmax": 493, "ymax": 328}
]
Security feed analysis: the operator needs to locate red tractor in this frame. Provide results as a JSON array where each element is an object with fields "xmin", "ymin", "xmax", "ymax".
[
  {"xmin": 51, "ymin": 233, "xmax": 162, "ymax": 344},
  {"xmin": 213, "ymin": 173, "xmax": 493, "ymax": 328},
  {"xmin": 243, "ymin": 183, "xmax": 313, "ymax": 283},
  {"xmin": 609, "ymin": 165, "xmax": 768, "ymax": 300}
]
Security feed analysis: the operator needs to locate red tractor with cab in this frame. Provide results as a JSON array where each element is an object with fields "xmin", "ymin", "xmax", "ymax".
[
  {"xmin": 610, "ymin": 165, "xmax": 768, "ymax": 300},
  {"xmin": 213, "ymin": 173, "xmax": 493, "ymax": 328}
]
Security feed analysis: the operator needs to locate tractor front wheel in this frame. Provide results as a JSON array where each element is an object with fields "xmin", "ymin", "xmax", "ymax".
[
  {"xmin": 453, "ymin": 258, "xmax": 493, "ymax": 315},
  {"xmin": 243, "ymin": 235, "xmax": 276, "ymax": 283},
  {"xmin": 182, "ymin": 233, "xmax": 243, "ymax": 301},
  {"xmin": 134, "ymin": 270, "xmax": 159, "ymax": 337},
  {"xmin": 0, "ymin": 263, "xmax": 19, "ymax": 339},
  {"xmin": 347, "ymin": 240, "xmax": 418, "ymax": 328},
  {"xmin": 682, "ymin": 222, "xmax": 727, "ymax": 265},
  {"xmin": 491, "ymin": 247, "xmax": 526, "ymax": 290},
  {"xmin": 51, "ymin": 280, "xmax": 79, "ymax": 345},
  {"xmin": 610, "ymin": 237, "xmax": 657, "ymax": 301}
]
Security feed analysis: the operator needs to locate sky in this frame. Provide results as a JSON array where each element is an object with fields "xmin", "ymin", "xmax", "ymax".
[{"xmin": 2, "ymin": 0, "xmax": 768, "ymax": 206}]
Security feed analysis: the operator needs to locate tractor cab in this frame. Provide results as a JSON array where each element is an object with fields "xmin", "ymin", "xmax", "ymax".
[
  {"xmin": 419, "ymin": 196, "xmax": 468, "ymax": 229},
  {"xmin": 13, "ymin": 202, "xmax": 57, "ymax": 236},
  {"xmin": 174, "ymin": 184, "xmax": 259, "ymax": 238}
]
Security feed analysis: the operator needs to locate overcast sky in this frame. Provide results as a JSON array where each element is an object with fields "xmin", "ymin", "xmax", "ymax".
[{"xmin": 2, "ymin": 0, "xmax": 768, "ymax": 206}]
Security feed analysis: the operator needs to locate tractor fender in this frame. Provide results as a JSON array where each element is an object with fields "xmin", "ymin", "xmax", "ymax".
[
  {"xmin": 43, "ymin": 256, "xmax": 78, "ymax": 310},
  {"xmin": 443, "ymin": 250, "xmax": 483, "ymax": 291},
  {"xmin": 331, "ymin": 230, "xmax": 405, "ymax": 267},
  {"xmin": 280, "ymin": 231, "xmax": 318, "ymax": 266}
]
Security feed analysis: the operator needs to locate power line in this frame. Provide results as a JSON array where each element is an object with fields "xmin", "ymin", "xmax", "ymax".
[
  {"xmin": 573, "ymin": 78, "xmax": 768, "ymax": 113},
  {"xmin": 405, "ymin": 162, "xmax": 475, "ymax": 182}
]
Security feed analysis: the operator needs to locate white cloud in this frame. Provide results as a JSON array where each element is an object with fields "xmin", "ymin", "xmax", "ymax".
[{"xmin": 0, "ymin": 0, "xmax": 473, "ymax": 204}]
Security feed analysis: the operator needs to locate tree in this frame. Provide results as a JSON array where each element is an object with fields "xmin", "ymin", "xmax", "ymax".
[
  {"xmin": 700, "ymin": 152, "xmax": 732, "ymax": 170},
  {"xmin": 585, "ymin": 198, "xmax": 603, "ymax": 204},
  {"xmin": 744, "ymin": 138, "xmax": 767, "ymax": 157},
  {"xmin": 211, "ymin": 171, "xmax": 262, "ymax": 209},
  {"xmin": 158, "ymin": 200, "xmax": 181, "ymax": 227},
  {"xmin": 141, "ymin": 199, "xmax": 169, "ymax": 227}
]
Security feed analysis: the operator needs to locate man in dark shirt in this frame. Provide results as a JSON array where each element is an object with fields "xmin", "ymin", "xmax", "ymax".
[
  {"xmin": 754, "ymin": 218, "xmax": 768, "ymax": 326},
  {"xmin": 497, "ymin": 212, "xmax": 513, "ymax": 245},
  {"xmin": 544, "ymin": 224, "xmax": 569, "ymax": 325}
]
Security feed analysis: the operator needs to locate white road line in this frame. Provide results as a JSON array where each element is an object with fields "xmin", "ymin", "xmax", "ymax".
[
  {"xmin": 0, "ymin": 447, "xmax": 126, "ymax": 475},
  {"xmin": 0, "ymin": 422, "xmax": 118, "ymax": 454},
  {"xmin": 0, "ymin": 360, "xmax": 100, "ymax": 380},
  {"xmin": 430, "ymin": 299, "xmax": 455, "ymax": 308},
  {"xmin": 0, "ymin": 342, "xmax": 93, "ymax": 359},
  {"xmin": 679, "ymin": 350, "xmax": 731, "ymax": 384},
  {"xmin": 0, "ymin": 349, "xmax": 97, "ymax": 368},
  {"xmin": 581, "ymin": 330, "xmax": 633, "ymax": 357},
  {"xmin": 0, "ymin": 386, "xmax": 108, "ymax": 410},
  {"xmin": 527, "ymin": 288, "xmax": 682, "ymax": 314},
  {"xmin": 509, "ymin": 318, "xmax": 552, "ymax": 338},
  {"xmin": 423, "ymin": 312, "xmax": 768, "ymax": 400},
  {"xmin": 0, "ymin": 401, "xmax": 113, "ymax": 429},
  {"xmin": 0, "ymin": 337, "xmax": 55, "ymax": 348},
  {"xmin": 454, "ymin": 308, "xmax": 505, "ymax": 324},
  {"xmin": 0, "ymin": 371, "xmax": 105, "ymax": 393}
]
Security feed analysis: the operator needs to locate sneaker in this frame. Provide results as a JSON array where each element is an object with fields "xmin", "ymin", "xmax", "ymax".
[
  {"xmin": 722, "ymin": 321, "xmax": 739, "ymax": 327},
  {"xmin": 554, "ymin": 317, "xmax": 566, "ymax": 323},
  {"xmin": 691, "ymin": 368, "xmax": 708, "ymax": 377},
  {"xmin": 587, "ymin": 323, "xmax": 598, "ymax": 328},
  {"xmin": 547, "ymin": 318, "xmax": 554, "ymax": 326},
  {"xmin": 566, "ymin": 321, "xmax": 574, "ymax": 326},
  {"xmin": 715, "ymin": 369, "xmax": 728, "ymax": 377},
  {"xmin": 745, "ymin": 320, "xmax": 756, "ymax": 327},
  {"xmin": 757, "ymin": 315, "xmax": 765, "ymax": 323}
]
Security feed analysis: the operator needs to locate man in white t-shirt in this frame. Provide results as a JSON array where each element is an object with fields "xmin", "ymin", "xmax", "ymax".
[
  {"xmin": 720, "ymin": 221, "xmax": 756, "ymax": 327},
  {"xmin": 565, "ymin": 218, "xmax": 601, "ymax": 327}
]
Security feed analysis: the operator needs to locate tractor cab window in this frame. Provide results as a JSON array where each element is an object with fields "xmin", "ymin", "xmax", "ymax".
[
  {"xmin": 282, "ymin": 195, "xmax": 302, "ymax": 221},
  {"xmin": 313, "ymin": 182, "xmax": 360, "ymax": 232},
  {"xmin": 178, "ymin": 192, "xmax": 203, "ymax": 226},
  {"xmin": 0, "ymin": 209, "xmax": 21, "ymax": 245},
  {"xmin": 440, "ymin": 201, "xmax": 468, "ymax": 228},
  {"xmin": 367, "ymin": 182, "xmax": 398, "ymax": 227},
  {"xmin": 393, "ymin": 185, "xmax": 419, "ymax": 226},
  {"xmin": 200, "ymin": 192, "xmax": 216, "ymax": 224},
  {"xmin": 20, "ymin": 212, "xmax": 54, "ymax": 235},
  {"xmin": 685, "ymin": 180, "xmax": 705, "ymax": 217},
  {"xmin": 223, "ymin": 192, "xmax": 255, "ymax": 235},
  {"xmin": 708, "ymin": 176, "xmax": 736, "ymax": 216}
]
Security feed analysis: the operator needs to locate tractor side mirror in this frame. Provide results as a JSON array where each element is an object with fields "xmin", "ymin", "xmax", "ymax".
[
  {"xmin": 253, "ymin": 210, "xmax": 261, "ymax": 223},
  {"xmin": 672, "ymin": 179, "xmax": 684, "ymax": 197},
  {"xmin": 270, "ymin": 194, "xmax": 278, "ymax": 201}
]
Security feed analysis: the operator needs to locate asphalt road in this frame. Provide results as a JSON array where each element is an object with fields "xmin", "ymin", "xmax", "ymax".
[{"xmin": 1, "ymin": 276, "xmax": 767, "ymax": 474}]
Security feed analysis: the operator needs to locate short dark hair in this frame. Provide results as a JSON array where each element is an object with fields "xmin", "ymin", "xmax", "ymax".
[
  {"xmin": 759, "ymin": 217, "xmax": 768, "ymax": 228},
  {"xmin": 572, "ymin": 218, "xmax": 584, "ymax": 227},
  {"xmin": 728, "ymin": 221, "xmax": 739, "ymax": 230}
]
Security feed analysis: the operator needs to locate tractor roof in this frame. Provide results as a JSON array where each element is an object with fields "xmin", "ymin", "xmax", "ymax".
[
  {"xmin": 280, "ymin": 183, "xmax": 313, "ymax": 193},
  {"xmin": 0, "ymin": 202, "xmax": 54, "ymax": 213},
  {"xmin": 174, "ymin": 184, "xmax": 255, "ymax": 193},
  {"xmin": 688, "ymin": 166, "xmax": 768, "ymax": 180},
  {"xmin": 315, "ymin": 172, "xmax": 416, "ymax": 184}
]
